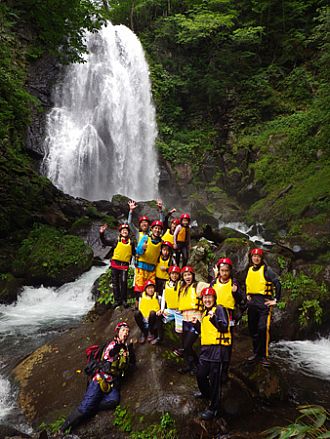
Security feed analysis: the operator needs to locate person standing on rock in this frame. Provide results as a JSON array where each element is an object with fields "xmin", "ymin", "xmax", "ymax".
[
  {"xmin": 162, "ymin": 208, "xmax": 179, "ymax": 245},
  {"xmin": 160, "ymin": 265, "xmax": 183, "ymax": 347},
  {"xmin": 245, "ymin": 248, "xmax": 281, "ymax": 367},
  {"xmin": 99, "ymin": 223, "xmax": 134, "ymax": 308},
  {"xmin": 194, "ymin": 287, "xmax": 232, "ymax": 420},
  {"xmin": 133, "ymin": 220, "xmax": 163, "ymax": 297},
  {"xmin": 211, "ymin": 257, "xmax": 246, "ymax": 381},
  {"xmin": 178, "ymin": 266, "xmax": 203, "ymax": 374},
  {"xmin": 60, "ymin": 322, "xmax": 135, "ymax": 433},
  {"xmin": 127, "ymin": 199, "xmax": 164, "ymax": 243},
  {"xmin": 155, "ymin": 240, "xmax": 174, "ymax": 296},
  {"xmin": 173, "ymin": 213, "xmax": 191, "ymax": 267},
  {"xmin": 135, "ymin": 280, "xmax": 163, "ymax": 344}
]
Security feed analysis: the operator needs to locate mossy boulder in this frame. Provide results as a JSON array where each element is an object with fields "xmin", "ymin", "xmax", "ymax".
[
  {"xmin": 12, "ymin": 225, "xmax": 93, "ymax": 286},
  {"xmin": 0, "ymin": 273, "xmax": 24, "ymax": 304}
]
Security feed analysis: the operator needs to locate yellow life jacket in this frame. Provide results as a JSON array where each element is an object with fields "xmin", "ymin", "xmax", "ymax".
[
  {"xmin": 139, "ymin": 292, "xmax": 160, "ymax": 318},
  {"xmin": 214, "ymin": 279, "xmax": 235, "ymax": 310},
  {"xmin": 177, "ymin": 226, "xmax": 187, "ymax": 243},
  {"xmin": 246, "ymin": 265, "xmax": 273, "ymax": 296},
  {"xmin": 155, "ymin": 257, "xmax": 170, "ymax": 280},
  {"xmin": 164, "ymin": 281, "xmax": 179, "ymax": 309},
  {"xmin": 138, "ymin": 237, "xmax": 161, "ymax": 266},
  {"xmin": 201, "ymin": 306, "xmax": 232, "ymax": 346},
  {"xmin": 112, "ymin": 239, "xmax": 132, "ymax": 263},
  {"xmin": 162, "ymin": 229, "xmax": 174, "ymax": 246},
  {"xmin": 178, "ymin": 284, "xmax": 202, "ymax": 312}
]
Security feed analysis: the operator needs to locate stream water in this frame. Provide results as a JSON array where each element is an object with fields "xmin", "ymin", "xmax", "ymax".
[{"xmin": 0, "ymin": 264, "xmax": 108, "ymax": 431}]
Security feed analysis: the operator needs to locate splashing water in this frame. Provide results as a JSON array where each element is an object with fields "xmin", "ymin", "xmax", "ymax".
[
  {"xmin": 42, "ymin": 23, "xmax": 159, "ymax": 201},
  {"xmin": 0, "ymin": 264, "xmax": 108, "ymax": 427}
]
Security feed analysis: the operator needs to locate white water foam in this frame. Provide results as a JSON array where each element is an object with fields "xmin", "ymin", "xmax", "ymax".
[
  {"xmin": 0, "ymin": 263, "xmax": 108, "ymax": 426},
  {"xmin": 43, "ymin": 22, "xmax": 159, "ymax": 201},
  {"xmin": 218, "ymin": 221, "xmax": 272, "ymax": 245},
  {"xmin": 272, "ymin": 337, "xmax": 330, "ymax": 381}
]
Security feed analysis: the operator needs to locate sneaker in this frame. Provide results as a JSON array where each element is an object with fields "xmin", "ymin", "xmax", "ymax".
[
  {"xmin": 193, "ymin": 391, "xmax": 207, "ymax": 400},
  {"xmin": 112, "ymin": 302, "xmax": 121, "ymax": 309},
  {"xmin": 259, "ymin": 357, "xmax": 271, "ymax": 367},
  {"xmin": 173, "ymin": 348, "xmax": 184, "ymax": 357},
  {"xmin": 139, "ymin": 335, "xmax": 146, "ymax": 344},
  {"xmin": 150, "ymin": 337, "xmax": 161, "ymax": 345},
  {"xmin": 200, "ymin": 409, "xmax": 217, "ymax": 421},
  {"xmin": 122, "ymin": 301, "xmax": 129, "ymax": 309},
  {"xmin": 247, "ymin": 354, "xmax": 258, "ymax": 363}
]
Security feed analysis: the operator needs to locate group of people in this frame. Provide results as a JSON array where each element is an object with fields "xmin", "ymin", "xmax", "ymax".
[{"xmin": 61, "ymin": 200, "xmax": 281, "ymax": 432}]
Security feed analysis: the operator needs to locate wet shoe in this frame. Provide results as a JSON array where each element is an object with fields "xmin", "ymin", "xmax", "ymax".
[
  {"xmin": 147, "ymin": 334, "xmax": 155, "ymax": 342},
  {"xmin": 150, "ymin": 337, "xmax": 161, "ymax": 345},
  {"xmin": 122, "ymin": 301, "xmax": 129, "ymax": 309},
  {"xmin": 247, "ymin": 354, "xmax": 258, "ymax": 363},
  {"xmin": 112, "ymin": 302, "xmax": 121, "ymax": 309},
  {"xmin": 139, "ymin": 335, "xmax": 146, "ymax": 344},
  {"xmin": 200, "ymin": 409, "xmax": 217, "ymax": 420},
  {"xmin": 193, "ymin": 391, "xmax": 207, "ymax": 399},
  {"xmin": 173, "ymin": 348, "xmax": 184, "ymax": 357},
  {"xmin": 259, "ymin": 357, "xmax": 271, "ymax": 367}
]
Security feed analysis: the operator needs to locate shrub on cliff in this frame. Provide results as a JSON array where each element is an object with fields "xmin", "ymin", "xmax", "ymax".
[{"xmin": 12, "ymin": 224, "xmax": 93, "ymax": 286}]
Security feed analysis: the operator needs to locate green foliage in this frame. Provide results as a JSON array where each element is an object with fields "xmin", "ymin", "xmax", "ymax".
[
  {"xmin": 263, "ymin": 404, "xmax": 330, "ymax": 438},
  {"xmin": 114, "ymin": 405, "xmax": 133, "ymax": 433},
  {"xmin": 12, "ymin": 0, "xmax": 108, "ymax": 63},
  {"xmin": 130, "ymin": 412, "xmax": 178, "ymax": 439},
  {"xmin": 12, "ymin": 224, "xmax": 93, "ymax": 281},
  {"xmin": 38, "ymin": 416, "xmax": 67, "ymax": 434},
  {"xmin": 280, "ymin": 272, "xmax": 328, "ymax": 327}
]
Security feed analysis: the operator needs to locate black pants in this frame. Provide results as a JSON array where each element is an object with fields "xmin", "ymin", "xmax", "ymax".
[
  {"xmin": 247, "ymin": 296, "xmax": 272, "ymax": 358},
  {"xmin": 182, "ymin": 321, "xmax": 199, "ymax": 370},
  {"xmin": 134, "ymin": 310, "xmax": 163, "ymax": 339},
  {"xmin": 112, "ymin": 266, "xmax": 128, "ymax": 304},
  {"xmin": 175, "ymin": 242, "xmax": 189, "ymax": 267},
  {"xmin": 155, "ymin": 277, "xmax": 166, "ymax": 296},
  {"xmin": 197, "ymin": 359, "xmax": 228, "ymax": 413}
]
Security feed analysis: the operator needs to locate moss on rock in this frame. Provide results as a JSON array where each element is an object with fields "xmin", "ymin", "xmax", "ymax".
[{"xmin": 12, "ymin": 224, "xmax": 93, "ymax": 286}]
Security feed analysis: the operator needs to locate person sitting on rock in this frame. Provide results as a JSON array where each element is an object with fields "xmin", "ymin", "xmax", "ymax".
[
  {"xmin": 211, "ymin": 257, "xmax": 247, "ymax": 380},
  {"xmin": 193, "ymin": 287, "xmax": 231, "ymax": 421},
  {"xmin": 133, "ymin": 220, "xmax": 163, "ymax": 297},
  {"xmin": 155, "ymin": 241, "xmax": 174, "ymax": 296},
  {"xmin": 178, "ymin": 266, "xmax": 203, "ymax": 374},
  {"xmin": 245, "ymin": 248, "xmax": 281, "ymax": 367},
  {"xmin": 99, "ymin": 223, "xmax": 134, "ymax": 308},
  {"xmin": 173, "ymin": 213, "xmax": 191, "ymax": 267},
  {"xmin": 160, "ymin": 265, "xmax": 183, "ymax": 349},
  {"xmin": 60, "ymin": 322, "xmax": 135, "ymax": 433},
  {"xmin": 135, "ymin": 280, "xmax": 163, "ymax": 345}
]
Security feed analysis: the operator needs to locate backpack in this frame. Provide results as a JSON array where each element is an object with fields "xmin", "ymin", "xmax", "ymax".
[{"xmin": 84, "ymin": 343, "xmax": 107, "ymax": 378}]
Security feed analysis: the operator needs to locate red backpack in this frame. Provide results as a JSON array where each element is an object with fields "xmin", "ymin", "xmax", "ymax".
[{"xmin": 84, "ymin": 343, "xmax": 107, "ymax": 378}]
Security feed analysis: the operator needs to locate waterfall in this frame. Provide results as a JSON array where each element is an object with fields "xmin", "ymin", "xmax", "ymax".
[{"xmin": 42, "ymin": 23, "xmax": 159, "ymax": 201}]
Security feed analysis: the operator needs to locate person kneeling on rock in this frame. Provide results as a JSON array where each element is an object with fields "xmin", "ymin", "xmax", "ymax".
[
  {"xmin": 60, "ymin": 322, "xmax": 135, "ymax": 433},
  {"xmin": 193, "ymin": 287, "xmax": 232, "ymax": 421},
  {"xmin": 135, "ymin": 280, "xmax": 163, "ymax": 344}
]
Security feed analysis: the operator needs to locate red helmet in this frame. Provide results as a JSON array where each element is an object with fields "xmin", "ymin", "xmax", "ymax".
[
  {"xmin": 118, "ymin": 223, "xmax": 129, "ymax": 231},
  {"xmin": 250, "ymin": 248, "xmax": 263, "ymax": 256},
  {"xmin": 161, "ymin": 240, "xmax": 173, "ymax": 249},
  {"xmin": 181, "ymin": 266, "xmax": 195, "ymax": 274},
  {"xmin": 151, "ymin": 220, "xmax": 163, "ymax": 229},
  {"xmin": 115, "ymin": 321, "xmax": 129, "ymax": 332},
  {"xmin": 216, "ymin": 257, "xmax": 233, "ymax": 267},
  {"xmin": 139, "ymin": 215, "xmax": 150, "ymax": 224},
  {"xmin": 180, "ymin": 213, "xmax": 191, "ymax": 221},
  {"xmin": 171, "ymin": 218, "xmax": 180, "ymax": 226},
  {"xmin": 143, "ymin": 280, "xmax": 155, "ymax": 290},
  {"xmin": 168, "ymin": 265, "xmax": 181, "ymax": 274},
  {"xmin": 201, "ymin": 287, "xmax": 217, "ymax": 297}
]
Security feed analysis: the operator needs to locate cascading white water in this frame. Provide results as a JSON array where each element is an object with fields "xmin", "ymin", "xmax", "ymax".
[
  {"xmin": 0, "ymin": 264, "xmax": 108, "ymax": 428},
  {"xmin": 42, "ymin": 23, "xmax": 159, "ymax": 201}
]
